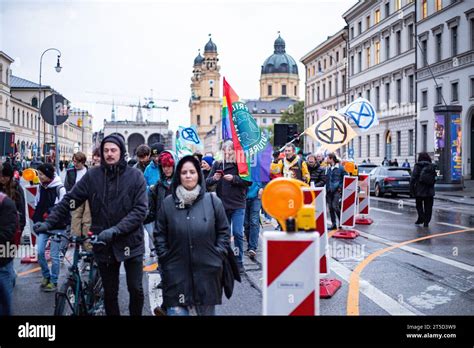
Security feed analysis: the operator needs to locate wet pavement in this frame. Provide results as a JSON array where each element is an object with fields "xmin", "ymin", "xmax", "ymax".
[{"xmin": 11, "ymin": 195, "xmax": 474, "ymax": 316}]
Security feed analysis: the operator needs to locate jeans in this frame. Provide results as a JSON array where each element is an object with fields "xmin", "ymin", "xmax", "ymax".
[
  {"xmin": 167, "ymin": 305, "xmax": 216, "ymax": 316},
  {"xmin": 416, "ymin": 197, "xmax": 434, "ymax": 224},
  {"xmin": 327, "ymin": 191, "xmax": 341, "ymax": 227},
  {"xmin": 97, "ymin": 255, "xmax": 144, "ymax": 316},
  {"xmin": 225, "ymin": 208, "xmax": 245, "ymax": 266},
  {"xmin": 144, "ymin": 223, "xmax": 155, "ymax": 254},
  {"xmin": 244, "ymin": 198, "xmax": 261, "ymax": 252},
  {"xmin": 0, "ymin": 261, "xmax": 15, "ymax": 316},
  {"xmin": 37, "ymin": 230, "xmax": 63, "ymax": 285}
]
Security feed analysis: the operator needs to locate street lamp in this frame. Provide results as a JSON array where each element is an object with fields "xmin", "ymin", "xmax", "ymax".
[{"xmin": 37, "ymin": 48, "xmax": 62, "ymax": 161}]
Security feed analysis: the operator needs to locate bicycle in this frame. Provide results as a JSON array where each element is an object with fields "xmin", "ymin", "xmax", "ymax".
[{"xmin": 44, "ymin": 230, "xmax": 106, "ymax": 316}]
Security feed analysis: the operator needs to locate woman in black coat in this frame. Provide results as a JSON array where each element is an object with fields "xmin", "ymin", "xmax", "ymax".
[
  {"xmin": 0, "ymin": 162, "xmax": 26, "ymax": 242},
  {"xmin": 410, "ymin": 152, "xmax": 436, "ymax": 227},
  {"xmin": 156, "ymin": 155, "xmax": 230, "ymax": 316}
]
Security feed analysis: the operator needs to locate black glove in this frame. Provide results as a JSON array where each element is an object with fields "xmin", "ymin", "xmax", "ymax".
[
  {"xmin": 33, "ymin": 222, "xmax": 49, "ymax": 234},
  {"xmin": 98, "ymin": 227, "xmax": 117, "ymax": 244}
]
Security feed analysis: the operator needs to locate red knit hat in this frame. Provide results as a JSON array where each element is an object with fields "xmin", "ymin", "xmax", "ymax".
[{"xmin": 159, "ymin": 152, "xmax": 174, "ymax": 167}]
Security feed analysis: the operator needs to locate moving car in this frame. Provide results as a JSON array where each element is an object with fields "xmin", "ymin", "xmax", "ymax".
[{"xmin": 369, "ymin": 166, "xmax": 412, "ymax": 197}]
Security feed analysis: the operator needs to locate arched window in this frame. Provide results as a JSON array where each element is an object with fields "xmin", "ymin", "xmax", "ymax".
[
  {"xmin": 0, "ymin": 64, "xmax": 3, "ymax": 83},
  {"xmin": 22, "ymin": 110, "xmax": 25, "ymax": 127},
  {"xmin": 197, "ymin": 115, "xmax": 201, "ymax": 126},
  {"xmin": 209, "ymin": 115, "xmax": 213, "ymax": 125},
  {"xmin": 12, "ymin": 107, "xmax": 15, "ymax": 124},
  {"xmin": 32, "ymin": 97, "xmax": 38, "ymax": 108},
  {"xmin": 27, "ymin": 112, "xmax": 29, "ymax": 128}
]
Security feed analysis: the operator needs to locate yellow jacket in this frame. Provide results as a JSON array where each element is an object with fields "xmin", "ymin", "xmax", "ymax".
[{"xmin": 275, "ymin": 157, "xmax": 310, "ymax": 183}]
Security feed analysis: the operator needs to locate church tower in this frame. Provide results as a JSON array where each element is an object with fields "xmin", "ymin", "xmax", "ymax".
[{"xmin": 190, "ymin": 35, "xmax": 221, "ymax": 144}]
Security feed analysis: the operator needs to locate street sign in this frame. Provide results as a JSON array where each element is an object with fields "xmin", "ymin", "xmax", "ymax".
[{"xmin": 40, "ymin": 94, "xmax": 70, "ymax": 126}]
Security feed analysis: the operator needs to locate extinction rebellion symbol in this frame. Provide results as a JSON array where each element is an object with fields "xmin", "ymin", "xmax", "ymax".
[{"xmin": 314, "ymin": 115, "xmax": 348, "ymax": 145}]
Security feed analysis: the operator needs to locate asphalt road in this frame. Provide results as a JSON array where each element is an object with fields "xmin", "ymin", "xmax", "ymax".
[{"xmin": 12, "ymin": 196, "xmax": 474, "ymax": 316}]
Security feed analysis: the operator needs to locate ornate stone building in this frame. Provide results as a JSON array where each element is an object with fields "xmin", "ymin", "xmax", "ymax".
[{"xmin": 189, "ymin": 36, "xmax": 221, "ymax": 152}]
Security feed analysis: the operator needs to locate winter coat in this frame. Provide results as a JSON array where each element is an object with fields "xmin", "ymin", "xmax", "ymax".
[
  {"xmin": 133, "ymin": 160, "xmax": 150, "ymax": 173},
  {"xmin": 32, "ymin": 175, "xmax": 68, "ymax": 229},
  {"xmin": 410, "ymin": 161, "xmax": 436, "ymax": 198},
  {"xmin": 64, "ymin": 166, "xmax": 88, "ymax": 192},
  {"xmin": 307, "ymin": 163, "xmax": 327, "ymax": 187},
  {"xmin": 144, "ymin": 151, "xmax": 175, "ymax": 225},
  {"xmin": 156, "ymin": 164, "xmax": 230, "ymax": 308},
  {"xmin": 206, "ymin": 161, "xmax": 252, "ymax": 211},
  {"xmin": 325, "ymin": 164, "xmax": 347, "ymax": 193},
  {"xmin": 0, "ymin": 193, "xmax": 17, "ymax": 267},
  {"xmin": 144, "ymin": 160, "xmax": 161, "ymax": 190},
  {"xmin": 45, "ymin": 134, "xmax": 148, "ymax": 263},
  {"xmin": 0, "ymin": 179, "xmax": 26, "ymax": 233},
  {"xmin": 275, "ymin": 156, "xmax": 310, "ymax": 183}
]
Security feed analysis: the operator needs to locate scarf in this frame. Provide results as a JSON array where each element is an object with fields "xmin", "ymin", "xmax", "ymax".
[
  {"xmin": 176, "ymin": 184, "xmax": 201, "ymax": 206},
  {"xmin": 283, "ymin": 156, "xmax": 299, "ymax": 178}
]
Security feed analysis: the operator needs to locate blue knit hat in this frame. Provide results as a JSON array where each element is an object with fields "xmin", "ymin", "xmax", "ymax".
[{"xmin": 202, "ymin": 156, "xmax": 214, "ymax": 167}]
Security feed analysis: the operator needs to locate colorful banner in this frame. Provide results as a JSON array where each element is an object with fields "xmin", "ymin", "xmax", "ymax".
[
  {"xmin": 434, "ymin": 115, "xmax": 445, "ymax": 152},
  {"xmin": 222, "ymin": 78, "xmax": 270, "ymax": 181},
  {"xmin": 337, "ymin": 97, "xmax": 378, "ymax": 131},
  {"xmin": 175, "ymin": 129, "xmax": 193, "ymax": 159},
  {"xmin": 304, "ymin": 111, "xmax": 357, "ymax": 152},
  {"xmin": 450, "ymin": 114, "xmax": 462, "ymax": 181}
]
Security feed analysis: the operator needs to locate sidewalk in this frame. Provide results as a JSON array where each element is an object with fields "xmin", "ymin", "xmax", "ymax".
[{"xmin": 435, "ymin": 180, "xmax": 474, "ymax": 206}]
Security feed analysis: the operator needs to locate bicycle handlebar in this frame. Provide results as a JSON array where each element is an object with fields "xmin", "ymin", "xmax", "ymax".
[{"xmin": 43, "ymin": 230, "xmax": 106, "ymax": 247}]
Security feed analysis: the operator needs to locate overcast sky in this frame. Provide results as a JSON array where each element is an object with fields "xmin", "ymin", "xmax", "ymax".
[{"xmin": 1, "ymin": 0, "xmax": 355, "ymax": 132}]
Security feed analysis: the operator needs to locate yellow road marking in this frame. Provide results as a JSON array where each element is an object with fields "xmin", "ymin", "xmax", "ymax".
[
  {"xmin": 346, "ymin": 228, "xmax": 474, "ymax": 316},
  {"xmin": 17, "ymin": 267, "xmax": 41, "ymax": 277}
]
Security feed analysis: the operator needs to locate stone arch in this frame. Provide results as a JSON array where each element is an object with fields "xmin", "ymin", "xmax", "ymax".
[
  {"xmin": 128, "ymin": 133, "xmax": 146, "ymax": 157},
  {"xmin": 148, "ymin": 133, "xmax": 163, "ymax": 145}
]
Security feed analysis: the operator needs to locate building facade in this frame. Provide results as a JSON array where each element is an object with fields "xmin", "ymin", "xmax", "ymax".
[
  {"xmin": 189, "ymin": 36, "xmax": 221, "ymax": 151},
  {"xmin": 0, "ymin": 51, "xmax": 94, "ymax": 162},
  {"xmin": 416, "ymin": 0, "xmax": 474, "ymax": 179},
  {"xmin": 301, "ymin": 27, "xmax": 348, "ymax": 155},
  {"xmin": 344, "ymin": 0, "xmax": 417, "ymax": 166}
]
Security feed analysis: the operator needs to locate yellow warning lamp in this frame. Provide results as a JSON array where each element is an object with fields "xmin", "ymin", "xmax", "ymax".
[
  {"xmin": 22, "ymin": 168, "xmax": 39, "ymax": 184},
  {"xmin": 296, "ymin": 205, "xmax": 316, "ymax": 231},
  {"xmin": 342, "ymin": 160, "xmax": 358, "ymax": 176},
  {"xmin": 261, "ymin": 178, "xmax": 304, "ymax": 231}
]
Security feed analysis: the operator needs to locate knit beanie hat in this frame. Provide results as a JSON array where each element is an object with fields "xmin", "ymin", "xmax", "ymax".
[
  {"xmin": 202, "ymin": 156, "xmax": 214, "ymax": 168},
  {"xmin": 37, "ymin": 163, "xmax": 55, "ymax": 180}
]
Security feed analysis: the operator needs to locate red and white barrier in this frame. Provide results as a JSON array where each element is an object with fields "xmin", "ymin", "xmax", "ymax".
[
  {"xmin": 356, "ymin": 174, "xmax": 373, "ymax": 225},
  {"xmin": 334, "ymin": 176, "xmax": 359, "ymax": 239},
  {"xmin": 21, "ymin": 184, "xmax": 38, "ymax": 263},
  {"xmin": 263, "ymin": 231, "xmax": 320, "ymax": 315},
  {"xmin": 303, "ymin": 186, "xmax": 342, "ymax": 298}
]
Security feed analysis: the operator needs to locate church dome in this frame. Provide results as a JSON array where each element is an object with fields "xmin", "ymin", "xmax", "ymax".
[
  {"xmin": 261, "ymin": 34, "xmax": 298, "ymax": 75},
  {"xmin": 193, "ymin": 51, "xmax": 204, "ymax": 65},
  {"xmin": 204, "ymin": 37, "xmax": 217, "ymax": 53}
]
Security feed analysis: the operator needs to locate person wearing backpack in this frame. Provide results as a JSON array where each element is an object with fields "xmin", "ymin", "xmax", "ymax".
[
  {"xmin": 410, "ymin": 152, "xmax": 436, "ymax": 227},
  {"xmin": 32, "ymin": 163, "xmax": 67, "ymax": 292},
  {"xmin": 274, "ymin": 143, "xmax": 310, "ymax": 183},
  {"xmin": 0, "ymin": 192, "xmax": 17, "ymax": 315}
]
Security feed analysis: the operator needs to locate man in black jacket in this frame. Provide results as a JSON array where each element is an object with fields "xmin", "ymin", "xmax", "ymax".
[
  {"xmin": 206, "ymin": 140, "xmax": 252, "ymax": 272},
  {"xmin": 34, "ymin": 134, "xmax": 148, "ymax": 316},
  {"xmin": 306, "ymin": 154, "xmax": 327, "ymax": 187},
  {"xmin": 0, "ymin": 192, "xmax": 17, "ymax": 315},
  {"xmin": 410, "ymin": 152, "xmax": 436, "ymax": 227}
]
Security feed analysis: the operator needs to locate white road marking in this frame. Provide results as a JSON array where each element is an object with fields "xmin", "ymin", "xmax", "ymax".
[
  {"xmin": 330, "ymin": 259, "xmax": 422, "ymax": 315},
  {"xmin": 371, "ymin": 207, "xmax": 403, "ymax": 215},
  {"xmin": 407, "ymin": 285, "xmax": 456, "ymax": 310},
  {"xmin": 436, "ymin": 222, "xmax": 471, "ymax": 230},
  {"xmin": 356, "ymin": 230, "xmax": 474, "ymax": 273}
]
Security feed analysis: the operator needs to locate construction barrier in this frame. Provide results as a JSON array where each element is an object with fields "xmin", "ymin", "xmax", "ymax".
[
  {"xmin": 334, "ymin": 175, "xmax": 359, "ymax": 239},
  {"xmin": 356, "ymin": 174, "xmax": 373, "ymax": 225},
  {"xmin": 303, "ymin": 186, "xmax": 342, "ymax": 298},
  {"xmin": 263, "ymin": 231, "xmax": 320, "ymax": 315},
  {"xmin": 21, "ymin": 183, "xmax": 39, "ymax": 263}
]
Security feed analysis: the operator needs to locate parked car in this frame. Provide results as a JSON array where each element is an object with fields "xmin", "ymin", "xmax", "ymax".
[
  {"xmin": 369, "ymin": 166, "xmax": 412, "ymax": 197},
  {"xmin": 358, "ymin": 163, "xmax": 378, "ymax": 175}
]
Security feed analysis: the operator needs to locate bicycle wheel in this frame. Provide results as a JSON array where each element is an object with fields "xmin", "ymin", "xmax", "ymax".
[{"xmin": 54, "ymin": 279, "xmax": 81, "ymax": 316}]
